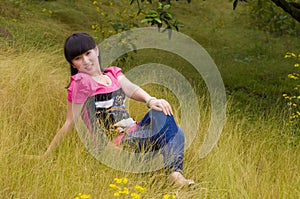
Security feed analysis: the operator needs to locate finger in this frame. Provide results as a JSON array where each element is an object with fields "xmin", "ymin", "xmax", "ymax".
[
  {"xmin": 152, "ymin": 105, "xmax": 162, "ymax": 112},
  {"xmin": 166, "ymin": 106, "xmax": 173, "ymax": 116},
  {"xmin": 154, "ymin": 100, "xmax": 167, "ymax": 115},
  {"xmin": 160, "ymin": 100, "xmax": 172, "ymax": 116},
  {"xmin": 168, "ymin": 105, "xmax": 173, "ymax": 115},
  {"xmin": 161, "ymin": 104, "xmax": 170, "ymax": 115},
  {"xmin": 151, "ymin": 99, "xmax": 172, "ymax": 115}
]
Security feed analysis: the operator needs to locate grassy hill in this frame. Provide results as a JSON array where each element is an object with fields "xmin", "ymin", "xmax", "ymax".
[
  {"xmin": 1, "ymin": 0, "xmax": 299, "ymax": 111},
  {"xmin": 0, "ymin": 0, "xmax": 299, "ymax": 198}
]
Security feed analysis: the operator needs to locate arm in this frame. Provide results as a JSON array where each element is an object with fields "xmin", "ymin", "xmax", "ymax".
[
  {"xmin": 117, "ymin": 75, "xmax": 173, "ymax": 115},
  {"xmin": 42, "ymin": 102, "xmax": 83, "ymax": 158}
]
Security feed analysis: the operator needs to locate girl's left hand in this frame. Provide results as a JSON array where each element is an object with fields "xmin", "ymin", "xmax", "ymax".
[{"xmin": 148, "ymin": 98, "xmax": 173, "ymax": 116}]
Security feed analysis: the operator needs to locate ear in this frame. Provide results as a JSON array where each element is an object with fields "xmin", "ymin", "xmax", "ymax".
[{"xmin": 95, "ymin": 46, "xmax": 99, "ymax": 56}]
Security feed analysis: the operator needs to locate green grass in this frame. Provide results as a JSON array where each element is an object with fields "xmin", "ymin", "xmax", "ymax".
[{"xmin": 1, "ymin": 0, "xmax": 300, "ymax": 198}]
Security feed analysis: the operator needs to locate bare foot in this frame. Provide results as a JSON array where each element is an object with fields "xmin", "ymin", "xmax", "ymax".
[{"xmin": 169, "ymin": 171, "xmax": 195, "ymax": 186}]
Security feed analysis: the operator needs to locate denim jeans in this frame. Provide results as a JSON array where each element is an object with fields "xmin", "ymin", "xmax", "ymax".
[{"xmin": 121, "ymin": 110, "xmax": 185, "ymax": 175}]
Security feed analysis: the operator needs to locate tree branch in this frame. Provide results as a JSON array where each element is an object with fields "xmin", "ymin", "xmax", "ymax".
[{"xmin": 271, "ymin": 0, "xmax": 300, "ymax": 23}]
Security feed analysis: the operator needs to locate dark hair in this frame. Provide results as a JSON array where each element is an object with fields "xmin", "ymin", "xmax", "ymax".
[{"xmin": 64, "ymin": 32, "xmax": 103, "ymax": 76}]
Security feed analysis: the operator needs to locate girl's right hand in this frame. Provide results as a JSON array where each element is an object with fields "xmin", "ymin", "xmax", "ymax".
[{"xmin": 148, "ymin": 98, "xmax": 173, "ymax": 116}]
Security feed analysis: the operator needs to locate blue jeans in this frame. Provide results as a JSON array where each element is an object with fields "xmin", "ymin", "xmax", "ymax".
[{"xmin": 121, "ymin": 110, "xmax": 185, "ymax": 174}]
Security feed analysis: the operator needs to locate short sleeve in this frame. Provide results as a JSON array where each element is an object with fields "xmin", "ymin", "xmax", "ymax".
[
  {"xmin": 105, "ymin": 66, "xmax": 124, "ymax": 79},
  {"xmin": 67, "ymin": 74, "xmax": 91, "ymax": 103}
]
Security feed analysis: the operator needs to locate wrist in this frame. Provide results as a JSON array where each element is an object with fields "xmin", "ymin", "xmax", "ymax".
[{"xmin": 146, "ymin": 97, "xmax": 156, "ymax": 108}]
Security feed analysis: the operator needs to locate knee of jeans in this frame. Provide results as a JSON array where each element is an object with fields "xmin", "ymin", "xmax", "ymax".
[
  {"xmin": 166, "ymin": 127, "xmax": 185, "ymax": 145},
  {"xmin": 150, "ymin": 109, "xmax": 167, "ymax": 120},
  {"xmin": 176, "ymin": 128, "xmax": 185, "ymax": 143},
  {"xmin": 149, "ymin": 110, "xmax": 170, "ymax": 129}
]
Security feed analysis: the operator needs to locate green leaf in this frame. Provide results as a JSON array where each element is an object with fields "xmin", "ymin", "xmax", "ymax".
[
  {"xmin": 163, "ymin": 4, "xmax": 171, "ymax": 10},
  {"xmin": 148, "ymin": 10, "xmax": 158, "ymax": 15},
  {"xmin": 158, "ymin": 2, "xmax": 163, "ymax": 9},
  {"xmin": 145, "ymin": 14, "xmax": 158, "ymax": 18},
  {"xmin": 165, "ymin": 12, "xmax": 173, "ymax": 20},
  {"xmin": 141, "ymin": 18, "xmax": 153, "ymax": 23},
  {"xmin": 154, "ymin": 17, "xmax": 162, "ymax": 23}
]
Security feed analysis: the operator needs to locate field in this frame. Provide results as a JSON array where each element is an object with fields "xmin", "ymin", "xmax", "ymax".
[{"xmin": 0, "ymin": 0, "xmax": 300, "ymax": 198}]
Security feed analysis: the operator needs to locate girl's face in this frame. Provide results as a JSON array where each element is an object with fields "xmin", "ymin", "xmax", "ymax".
[{"xmin": 71, "ymin": 47, "xmax": 100, "ymax": 76}]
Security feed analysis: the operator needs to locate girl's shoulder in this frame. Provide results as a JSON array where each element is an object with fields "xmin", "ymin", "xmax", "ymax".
[
  {"xmin": 71, "ymin": 72, "xmax": 91, "ymax": 82},
  {"xmin": 69, "ymin": 73, "xmax": 94, "ymax": 91},
  {"xmin": 70, "ymin": 73, "xmax": 95, "ymax": 86},
  {"xmin": 104, "ymin": 66, "xmax": 124, "ymax": 78},
  {"xmin": 68, "ymin": 73, "xmax": 93, "ymax": 103}
]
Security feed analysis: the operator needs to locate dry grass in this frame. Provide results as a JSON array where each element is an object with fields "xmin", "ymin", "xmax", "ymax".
[
  {"xmin": 0, "ymin": 51, "xmax": 299, "ymax": 198},
  {"xmin": 1, "ymin": 0, "xmax": 300, "ymax": 198}
]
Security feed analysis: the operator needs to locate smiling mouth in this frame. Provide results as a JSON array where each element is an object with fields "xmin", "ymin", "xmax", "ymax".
[{"xmin": 85, "ymin": 64, "xmax": 92, "ymax": 70}]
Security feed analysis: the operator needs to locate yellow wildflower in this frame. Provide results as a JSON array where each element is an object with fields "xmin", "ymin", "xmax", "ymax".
[
  {"xmin": 131, "ymin": 192, "xmax": 141, "ymax": 199},
  {"xmin": 121, "ymin": 39, "xmax": 127, "ymax": 44},
  {"xmin": 109, "ymin": 183, "xmax": 120, "ymax": 190},
  {"xmin": 74, "ymin": 193, "xmax": 91, "ymax": 199},
  {"xmin": 80, "ymin": 194, "xmax": 91, "ymax": 199},
  {"xmin": 42, "ymin": 8, "xmax": 47, "ymax": 13},
  {"xmin": 122, "ymin": 178, "xmax": 128, "ymax": 184},
  {"xmin": 294, "ymin": 63, "xmax": 300, "ymax": 67},
  {"xmin": 114, "ymin": 178, "xmax": 122, "ymax": 184},
  {"xmin": 163, "ymin": 194, "xmax": 176, "ymax": 199},
  {"xmin": 119, "ymin": 187, "xmax": 129, "ymax": 194},
  {"xmin": 114, "ymin": 192, "xmax": 120, "ymax": 197},
  {"xmin": 134, "ymin": 185, "xmax": 146, "ymax": 192},
  {"xmin": 93, "ymin": 1, "xmax": 98, "ymax": 5},
  {"xmin": 288, "ymin": 74, "xmax": 298, "ymax": 80},
  {"xmin": 285, "ymin": 52, "xmax": 297, "ymax": 58}
]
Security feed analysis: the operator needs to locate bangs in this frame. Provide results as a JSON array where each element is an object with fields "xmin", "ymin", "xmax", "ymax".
[{"xmin": 64, "ymin": 32, "xmax": 96, "ymax": 64}]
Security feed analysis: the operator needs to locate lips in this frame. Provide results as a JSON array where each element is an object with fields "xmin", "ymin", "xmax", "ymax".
[{"xmin": 85, "ymin": 64, "xmax": 92, "ymax": 70}]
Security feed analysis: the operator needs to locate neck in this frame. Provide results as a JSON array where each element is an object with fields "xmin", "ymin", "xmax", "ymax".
[
  {"xmin": 91, "ymin": 72, "xmax": 102, "ymax": 77},
  {"xmin": 91, "ymin": 67, "xmax": 102, "ymax": 76}
]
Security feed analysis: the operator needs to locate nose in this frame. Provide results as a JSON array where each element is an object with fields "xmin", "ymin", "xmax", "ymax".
[{"xmin": 82, "ymin": 55, "xmax": 89, "ymax": 65}]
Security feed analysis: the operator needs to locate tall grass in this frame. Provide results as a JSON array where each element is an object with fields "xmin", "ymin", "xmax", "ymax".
[
  {"xmin": 0, "ymin": 50, "xmax": 299, "ymax": 198},
  {"xmin": 1, "ymin": 0, "xmax": 300, "ymax": 198}
]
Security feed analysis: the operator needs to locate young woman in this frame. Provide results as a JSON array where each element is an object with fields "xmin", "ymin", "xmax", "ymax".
[{"xmin": 41, "ymin": 32, "xmax": 194, "ymax": 186}]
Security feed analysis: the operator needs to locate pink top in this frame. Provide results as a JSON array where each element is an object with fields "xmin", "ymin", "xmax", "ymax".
[
  {"xmin": 67, "ymin": 66, "xmax": 136, "ymax": 146},
  {"xmin": 67, "ymin": 66, "xmax": 124, "ymax": 103}
]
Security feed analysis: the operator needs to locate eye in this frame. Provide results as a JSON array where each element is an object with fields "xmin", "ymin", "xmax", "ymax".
[{"xmin": 74, "ymin": 56, "xmax": 81, "ymax": 61}]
